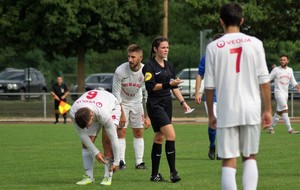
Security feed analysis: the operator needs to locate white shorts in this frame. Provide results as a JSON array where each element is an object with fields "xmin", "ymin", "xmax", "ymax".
[
  {"xmin": 204, "ymin": 101, "xmax": 217, "ymax": 117},
  {"xmin": 123, "ymin": 103, "xmax": 144, "ymax": 129},
  {"xmin": 275, "ymin": 96, "xmax": 288, "ymax": 111},
  {"xmin": 85, "ymin": 104, "xmax": 121, "ymax": 136},
  {"xmin": 217, "ymin": 125, "xmax": 261, "ymax": 158}
]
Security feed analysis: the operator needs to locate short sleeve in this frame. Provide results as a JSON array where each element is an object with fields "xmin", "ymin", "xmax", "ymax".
[
  {"xmin": 198, "ymin": 56, "xmax": 206, "ymax": 77},
  {"xmin": 204, "ymin": 45, "xmax": 215, "ymax": 89},
  {"xmin": 255, "ymin": 41, "xmax": 270, "ymax": 84},
  {"xmin": 142, "ymin": 62, "xmax": 156, "ymax": 91}
]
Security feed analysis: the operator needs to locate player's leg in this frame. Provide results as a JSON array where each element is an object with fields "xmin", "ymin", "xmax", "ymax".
[
  {"xmin": 282, "ymin": 109, "xmax": 299, "ymax": 134},
  {"xmin": 118, "ymin": 105, "xmax": 129, "ymax": 169},
  {"xmin": 269, "ymin": 97, "xmax": 284, "ymax": 134},
  {"xmin": 117, "ymin": 127, "xmax": 127, "ymax": 170},
  {"xmin": 76, "ymin": 136, "xmax": 97, "ymax": 185},
  {"xmin": 160, "ymin": 124, "xmax": 181, "ymax": 183},
  {"xmin": 218, "ymin": 127, "xmax": 240, "ymax": 190},
  {"xmin": 130, "ymin": 104, "xmax": 146, "ymax": 169},
  {"xmin": 54, "ymin": 100, "xmax": 59, "ymax": 124},
  {"xmin": 132, "ymin": 128, "xmax": 146, "ymax": 169},
  {"xmin": 205, "ymin": 102, "xmax": 217, "ymax": 160},
  {"xmin": 150, "ymin": 131, "xmax": 164, "ymax": 181},
  {"xmin": 240, "ymin": 125, "xmax": 261, "ymax": 190},
  {"xmin": 101, "ymin": 127, "xmax": 114, "ymax": 186}
]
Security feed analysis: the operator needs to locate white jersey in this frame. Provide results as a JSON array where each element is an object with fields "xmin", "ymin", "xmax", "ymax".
[
  {"xmin": 112, "ymin": 62, "xmax": 144, "ymax": 105},
  {"xmin": 269, "ymin": 66, "xmax": 297, "ymax": 98},
  {"xmin": 69, "ymin": 90, "xmax": 120, "ymax": 165},
  {"xmin": 204, "ymin": 33, "xmax": 269, "ymax": 128}
]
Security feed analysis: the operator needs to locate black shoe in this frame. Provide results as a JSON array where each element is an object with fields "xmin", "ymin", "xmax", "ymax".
[
  {"xmin": 119, "ymin": 160, "xmax": 127, "ymax": 170},
  {"xmin": 150, "ymin": 173, "xmax": 165, "ymax": 182},
  {"xmin": 208, "ymin": 146, "xmax": 216, "ymax": 160},
  {"xmin": 54, "ymin": 121, "xmax": 59, "ymax": 125},
  {"xmin": 170, "ymin": 172, "xmax": 181, "ymax": 183},
  {"xmin": 135, "ymin": 162, "xmax": 147, "ymax": 169},
  {"xmin": 216, "ymin": 155, "xmax": 222, "ymax": 160}
]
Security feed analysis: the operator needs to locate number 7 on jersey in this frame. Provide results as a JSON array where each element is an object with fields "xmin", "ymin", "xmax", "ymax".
[{"xmin": 230, "ymin": 47, "xmax": 242, "ymax": 73}]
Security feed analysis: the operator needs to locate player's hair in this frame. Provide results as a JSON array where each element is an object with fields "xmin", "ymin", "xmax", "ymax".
[
  {"xmin": 280, "ymin": 54, "xmax": 289, "ymax": 60},
  {"xmin": 127, "ymin": 44, "xmax": 143, "ymax": 54},
  {"xmin": 149, "ymin": 36, "xmax": 168, "ymax": 60},
  {"xmin": 75, "ymin": 107, "xmax": 92, "ymax": 129},
  {"xmin": 220, "ymin": 2, "xmax": 243, "ymax": 27}
]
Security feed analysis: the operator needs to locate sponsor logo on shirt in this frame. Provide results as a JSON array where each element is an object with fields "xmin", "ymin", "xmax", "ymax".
[
  {"xmin": 76, "ymin": 100, "xmax": 103, "ymax": 108},
  {"xmin": 217, "ymin": 38, "xmax": 251, "ymax": 48}
]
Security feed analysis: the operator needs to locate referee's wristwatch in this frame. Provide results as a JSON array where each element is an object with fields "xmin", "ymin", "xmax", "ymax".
[{"xmin": 180, "ymin": 100, "xmax": 186, "ymax": 106}]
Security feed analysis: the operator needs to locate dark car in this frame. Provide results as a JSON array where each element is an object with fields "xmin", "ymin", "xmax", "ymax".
[
  {"xmin": 0, "ymin": 67, "xmax": 47, "ymax": 100},
  {"xmin": 71, "ymin": 73, "xmax": 114, "ymax": 100}
]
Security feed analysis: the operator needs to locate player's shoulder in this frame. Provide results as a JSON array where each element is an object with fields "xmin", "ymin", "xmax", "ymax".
[
  {"xmin": 143, "ymin": 60, "xmax": 155, "ymax": 72},
  {"xmin": 115, "ymin": 62, "xmax": 129, "ymax": 72}
]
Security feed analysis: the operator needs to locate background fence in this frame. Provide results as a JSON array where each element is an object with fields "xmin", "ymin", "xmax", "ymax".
[{"xmin": 0, "ymin": 92, "xmax": 300, "ymax": 119}]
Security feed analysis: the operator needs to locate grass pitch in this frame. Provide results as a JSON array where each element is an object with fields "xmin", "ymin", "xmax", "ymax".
[{"xmin": 0, "ymin": 123, "xmax": 299, "ymax": 190}]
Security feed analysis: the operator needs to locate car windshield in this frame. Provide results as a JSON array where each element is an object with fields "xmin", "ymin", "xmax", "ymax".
[
  {"xmin": 85, "ymin": 75, "xmax": 112, "ymax": 84},
  {"xmin": 177, "ymin": 70, "xmax": 198, "ymax": 79},
  {"xmin": 0, "ymin": 71, "xmax": 24, "ymax": 80}
]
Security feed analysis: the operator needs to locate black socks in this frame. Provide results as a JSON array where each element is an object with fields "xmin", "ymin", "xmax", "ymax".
[
  {"xmin": 166, "ymin": 140, "xmax": 176, "ymax": 174},
  {"xmin": 151, "ymin": 143, "xmax": 162, "ymax": 176}
]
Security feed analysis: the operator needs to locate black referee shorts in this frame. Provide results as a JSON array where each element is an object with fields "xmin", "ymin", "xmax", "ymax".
[{"xmin": 147, "ymin": 96, "xmax": 172, "ymax": 132}]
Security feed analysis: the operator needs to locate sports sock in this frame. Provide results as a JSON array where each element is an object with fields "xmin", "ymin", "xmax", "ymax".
[
  {"xmin": 243, "ymin": 159, "xmax": 258, "ymax": 190},
  {"xmin": 55, "ymin": 113, "xmax": 59, "ymax": 122},
  {"xmin": 282, "ymin": 113, "xmax": 293, "ymax": 131},
  {"xmin": 271, "ymin": 113, "xmax": 279, "ymax": 128},
  {"xmin": 151, "ymin": 143, "xmax": 162, "ymax": 176},
  {"xmin": 133, "ymin": 138, "xmax": 144, "ymax": 165},
  {"xmin": 165, "ymin": 140, "xmax": 176, "ymax": 174},
  {"xmin": 208, "ymin": 127, "xmax": 216, "ymax": 147},
  {"xmin": 118, "ymin": 138, "xmax": 126, "ymax": 163},
  {"xmin": 104, "ymin": 158, "xmax": 113, "ymax": 178},
  {"xmin": 82, "ymin": 149, "xmax": 94, "ymax": 179},
  {"xmin": 63, "ymin": 113, "xmax": 67, "ymax": 122},
  {"xmin": 222, "ymin": 167, "xmax": 237, "ymax": 190}
]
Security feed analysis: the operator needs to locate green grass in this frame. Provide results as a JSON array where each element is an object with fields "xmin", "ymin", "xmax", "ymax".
[{"xmin": 0, "ymin": 123, "xmax": 300, "ymax": 190}]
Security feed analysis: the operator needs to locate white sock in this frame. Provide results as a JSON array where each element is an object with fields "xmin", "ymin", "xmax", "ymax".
[
  {"xmin": 82, "ymin": 149, "xmax": 94, "ymax": 179},
  {"xmin": 282, "ymin": 113, "xmax": 292, "ymax": 131},
  {"xmin": 119, "ymin": 138, "xmax": 126, "ymax": 163},
  {"xmin": 243, "ymin": 159, "xmax": 258, "ymax": 190},
  {"xmin": 222, "ymin": 167, "xmax": 237, "ymax": 190},
  {"xmin": 104, "ymin": 158, "xmax": 113, "ymax": 178},
  {"xmin": 133, "ymin": 138, "xmax": 144, "ymax": 165},
  {"xmin": 271, "ymin": 113, "xmax": 279, "ymax": 129}
]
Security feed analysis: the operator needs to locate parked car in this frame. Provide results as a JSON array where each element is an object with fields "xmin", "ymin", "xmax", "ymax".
[
  {"xmin": 71, "ymin": 73, "xmax": 114, "ymax": 100},
  {"xmin": 0, "ymin": 67, "xmax": 47, "ymax": 100},
  {"xmin": 177, "ymin": 68, "xmax": 204, "ymax": 98}
]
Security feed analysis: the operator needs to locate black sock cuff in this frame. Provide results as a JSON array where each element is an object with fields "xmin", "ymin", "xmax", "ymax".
[{"xmin": 153, "ymin": 143, "xmax": 162, "ymax": 150}]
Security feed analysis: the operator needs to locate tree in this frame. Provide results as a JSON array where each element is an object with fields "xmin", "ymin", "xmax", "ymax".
[{"xmin": 0, "ymin": 0, "xmax": 162, "ymax": 92}]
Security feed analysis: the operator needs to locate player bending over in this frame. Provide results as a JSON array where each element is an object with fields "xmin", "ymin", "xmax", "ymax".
[{"xmin": 70, "ymin": 90, "xmax": 120, "ymax": 186}]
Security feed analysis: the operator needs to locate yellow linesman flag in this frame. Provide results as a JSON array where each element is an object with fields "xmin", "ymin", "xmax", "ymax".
[{"xmin": 59, "ymin": 101, "xmax": 71, "ymax": 115}]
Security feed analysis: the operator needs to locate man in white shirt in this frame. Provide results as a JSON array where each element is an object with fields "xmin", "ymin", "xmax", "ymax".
[
  {"xmin": 268, "ymin": 55, "xmax": 300, "ymax": 134},
  {"xmin": 69, "ymin": 90, "xmax": 120, "ymax": 186},
  {"xmin": 204, "ymin": 3, "xmax": 272, "ymax": 190},
  {"xmin": 112, "ymin": 44, "xmax": 150, "ymax": 170}
]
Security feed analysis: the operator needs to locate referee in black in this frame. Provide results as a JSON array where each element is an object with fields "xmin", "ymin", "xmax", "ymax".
[
  {"xmin": 50, "ymin": 76, "xmax": 70, "ymax": 124},
  {"xmin": 142, "ymin": 36, "xmax": 191, "ymax": 183}
]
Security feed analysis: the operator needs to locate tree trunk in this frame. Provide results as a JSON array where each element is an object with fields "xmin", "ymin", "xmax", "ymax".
[{"xmin": 77, "ymin": 47, "xmax": 85, "ymax": 92}]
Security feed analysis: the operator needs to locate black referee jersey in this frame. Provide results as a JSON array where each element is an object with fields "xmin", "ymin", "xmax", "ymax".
[{"xmin": 142, "ymin": 58, "xmax": 178, "ymax": 98}]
